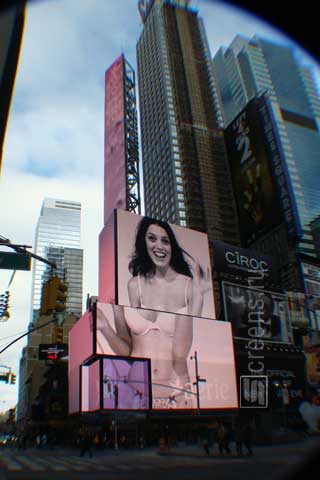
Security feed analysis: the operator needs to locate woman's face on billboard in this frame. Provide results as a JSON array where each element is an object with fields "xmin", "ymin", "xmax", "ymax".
[{"xmin": 145, "ymin": 224, "xmax": 172, "ymax": 269}]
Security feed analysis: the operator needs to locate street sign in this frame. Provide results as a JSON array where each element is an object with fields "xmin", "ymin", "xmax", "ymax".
[
  {"xmin": 0, "ymin": 251, "xmax": 31, "ymax": 271},
  {"xmin": 38, "ymin": 344, "xmax": 68, "ymax": 360}
]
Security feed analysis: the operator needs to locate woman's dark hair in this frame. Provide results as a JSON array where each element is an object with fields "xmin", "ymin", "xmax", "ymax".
[{"xmin": 129, "ymin": 217, "xmax": 193, "ymax": 278}]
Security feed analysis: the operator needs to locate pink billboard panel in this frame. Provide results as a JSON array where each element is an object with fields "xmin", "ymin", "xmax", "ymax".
[
  {"xmin": 115, "ymin": 210, "xmax": 215, "ymax": 320},
  {"xmin": 99, "ymin": 211, "xmax": 116, "ymax": 304},
  {"xmin": 68, "ymin": 310, "xmax": 94, "ymax": 414},
  {"xmin": 104, "ymin": 55, "xmax": 126, "ymax": 225},
  {"xmin": 81, "ymin": 360, "xmax": 101, "ymax": 412},
  {"xmin": 96, "ymin": 303, "xmax": 238, "ymax": 410}
]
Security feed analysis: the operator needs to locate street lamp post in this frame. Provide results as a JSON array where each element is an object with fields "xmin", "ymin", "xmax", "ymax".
[{"xmin": 190, "ymin": 351, "xmax": 206, "ymax": 414}]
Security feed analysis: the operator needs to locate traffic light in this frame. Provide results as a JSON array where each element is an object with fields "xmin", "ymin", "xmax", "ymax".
[
  {"xmin": 46, "ymin": 276, "xmax": 68, "ymax": 313},
  {"xmin": 53, "ymin": 325, "xmax": 64, "ymax": 344},
  {"xmin": 0, "ymin": 290, "xmax": 10, "ymax": 321},
  {"xmin": 40, "ymin": 280, "xmax": 50, "ymax": 315},
  {"xmin": 10, "ymin": 373, "xmax": 16, "ymax": 385}
]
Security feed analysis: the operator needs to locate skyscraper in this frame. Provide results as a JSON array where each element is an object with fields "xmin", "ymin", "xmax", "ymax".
[
  {"xmin": 18, "ymin": 198, "xmax": 83, "ymax": 421},
  {"xmin": 30, "ymin": 198, "xmax": 83, "ymax": 321},
  {"xmin": 212, "ymin": 35, "xmax": 320, "ymax": 260},
  {"xmin": 136, "ymin": 0, "xmax": 239, "ymax": 245},
  {"xmin": 0, "ymin": 2, "xmax": 25, "ymax": 173}
]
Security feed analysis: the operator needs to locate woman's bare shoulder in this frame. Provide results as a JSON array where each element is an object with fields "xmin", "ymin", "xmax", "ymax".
[{"xmin": 128, "ymin": 276, "xmax": 139, "ymax": 289}]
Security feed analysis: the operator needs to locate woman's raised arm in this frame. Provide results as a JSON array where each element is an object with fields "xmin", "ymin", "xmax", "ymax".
[
  {"xmin": 172, "ymin": 314, "xmax": 193, "ymax": 387},
  {"xmin": 97, "ymin": 305, "xmax": 132, "ymax": 356}
]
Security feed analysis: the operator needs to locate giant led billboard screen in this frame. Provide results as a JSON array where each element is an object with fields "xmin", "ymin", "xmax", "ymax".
[
  {"xmin": 114, "ymin": 210, "xmax": 215, "ymax": 320},
  {"xmin": 225, "ymin": 96, "xmax": 283, "ymax": 246},
  {"xmin": 96, "ymin": 302, "xmax": 238, "ymax": 410},
  {"xmin": 222, "ymin": 282, "xmax": 292, "ymax": 343}
]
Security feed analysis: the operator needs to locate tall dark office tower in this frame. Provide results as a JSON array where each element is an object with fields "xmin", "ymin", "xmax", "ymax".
[
  {"xmin": 137, "ymin": 0, "xmax": 239, "ymax": 245},
  {"xmin": 212, "ymin": 35, "xmax": 320, "ymax": 260},
  {"xmin": 0, "ymin": 2, "xmax": 25, "ymax": 173}
]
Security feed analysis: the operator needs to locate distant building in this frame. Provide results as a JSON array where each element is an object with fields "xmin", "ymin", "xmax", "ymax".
[
  {"xmin": 43, "ymin": 246, "xmax": 83, "ymax": 318},
  {"xmin": 311, "ymin": 216, "xmax": 320, "ymax": 258},
  {"xmin": 212, "ymin": 35, "xmax": 320, "ymax": 260},
  {"xmin": 18, "ymin": 198, "xmax": 83, "ymax": 422},
  {"xmin": 17, "ymin": 312, "xmax": 77, "ymax": 422},
  {"xmin": 30, "ymin": 198, "xmax": 82, "ymax": 322}
]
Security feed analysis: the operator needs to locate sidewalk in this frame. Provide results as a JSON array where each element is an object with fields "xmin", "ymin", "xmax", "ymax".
[
  {"xmin": 157, "ymin": 434, "xmax": 320, "ymax": 459},
  {"xmin": 2, "ymin": 434, "xmax": 319, "ymax": 461}
]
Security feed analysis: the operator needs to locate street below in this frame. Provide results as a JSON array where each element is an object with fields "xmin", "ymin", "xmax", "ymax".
[{"xmin": 0, "ymin": 435, "xmax": 319, "ymax": 480}]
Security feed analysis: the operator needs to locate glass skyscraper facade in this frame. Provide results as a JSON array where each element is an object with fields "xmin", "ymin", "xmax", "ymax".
[
  {"xmin": 136, "ymin": 0, "xmax": 239, "ymax": 246},
  {"xmin": 212, "ymin": 35, "xmax": 320, "ymax": 259},
  {"xmin": 30, "ymin": 198, "xmax": 83, "ymax": 320}
]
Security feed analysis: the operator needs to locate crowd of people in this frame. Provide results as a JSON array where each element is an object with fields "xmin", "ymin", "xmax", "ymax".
[{"xmin": 202, "ymin": 420, "xmax": 254, "ymax": 457}]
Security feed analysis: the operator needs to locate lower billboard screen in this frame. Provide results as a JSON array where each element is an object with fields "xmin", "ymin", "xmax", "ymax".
[
  {"xmin": 81, "ymin": 357, "xmax": 151, "ymax": 411},
  {"xmin": 222, "ymin": 282, "xmax": 292, "ymax": 343},
  {"xmin": 103, "ymin": 358, "xmax": 151, "ymax": 409},
  {"xmin": 96, "ymin": 302, "xmax": 238, "ymax": 410}
]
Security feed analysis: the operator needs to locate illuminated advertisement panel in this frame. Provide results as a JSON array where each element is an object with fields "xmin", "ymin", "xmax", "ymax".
[
  {"xmin": 225, "ymin": 97, "xmax": 283, "ymax": 246},
  {"xmin": 303, "ymin": 332, "xmax": 320, "ymax": 387},
  {"xmin": 68, "ymin": 310, "xmax": 94, "ymax": 414},
  {"xmin": 256, "ymin": 94, "xmax": 301, "ymax": 238},
  {"xmin": 222, "ymin": 282, "xmax": 292, "ymax": 343},
  {"xmin": 286, "ymin": 292, "xmax": 310, "ymax": 329},
  {"xmin": 210, "ymin": 239, "xmax": 276, "ymax": 282},
  {"xmin": 96, "ymin": 302, "xmax": 238, "ymax": 410},
  {"xmin": 115, "ymin": 209, "xmax": 215, "ymax": 320},
  {"xmin": 104, "ymin": 55, "xmax": 126, "ymax": 225}
]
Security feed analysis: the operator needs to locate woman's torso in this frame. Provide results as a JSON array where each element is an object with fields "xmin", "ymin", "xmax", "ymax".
[{"xmin": 137, "ymin": 273, "xmax": 190, "ymax": 314}]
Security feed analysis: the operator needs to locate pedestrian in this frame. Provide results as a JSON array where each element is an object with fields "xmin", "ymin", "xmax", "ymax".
[
  {"xmin": 41, "ymin": 433, "xmax": 47, "ymax": 448},
  {"xmin": 241, "ymin": 422, "xmax": 254, "ymax": 456},
  {"xmin": 216, "ymin": 422, "xmax": 230, "ymax": 455},
  {"xmin": 79, "ymin": 431, "xmax": 93, "ymax": 458},
  {"xmin": 139, "ymin": 435, "xmax": 144, "ymax": 449},
  {"xmin": 234, "ymin": 421, "xmax": 243, "ymax": 456},
  {"xmin": 36, "ymin": 433, "xmax": 41, "ymax": 449},
  {"xmin": 202, "ymin": 438, "xmax": 210, "ymax": 456}
]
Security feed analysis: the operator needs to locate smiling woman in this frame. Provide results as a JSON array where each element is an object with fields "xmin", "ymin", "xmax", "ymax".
[{"xmin": 127, "ymin": 216, "xmax": 203, "ymax": 315}]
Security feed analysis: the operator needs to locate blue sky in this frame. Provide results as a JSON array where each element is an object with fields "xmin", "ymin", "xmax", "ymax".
[{"xmin": 0, "ymin": 0, "xmax": 319, "ymax": 412}]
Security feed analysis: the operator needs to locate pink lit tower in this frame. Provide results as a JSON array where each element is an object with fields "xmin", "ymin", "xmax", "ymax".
[{"xmin": 99, "ymin": 54, "xmax": 140, "ymax": 303}]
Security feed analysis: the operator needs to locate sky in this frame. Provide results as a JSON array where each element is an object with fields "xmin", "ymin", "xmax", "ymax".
[{"xmin": 0, "ymin": 0, "xmax": 319, "ymax": 413}]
